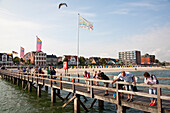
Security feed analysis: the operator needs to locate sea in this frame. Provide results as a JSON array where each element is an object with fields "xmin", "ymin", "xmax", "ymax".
[{"xmin": 0, "ymin": 69, "xmax": 170, "ymax": 113}]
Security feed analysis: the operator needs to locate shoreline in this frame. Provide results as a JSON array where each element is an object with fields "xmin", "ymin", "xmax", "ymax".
[{"xmin": 55, "ymin": 67, "xmax": 168, "ymax": 74}]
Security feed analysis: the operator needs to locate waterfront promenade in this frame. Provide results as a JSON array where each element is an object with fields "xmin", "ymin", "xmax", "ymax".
[{"xmin": 0, "ymin": 69, "xmax": 170, "ymax": 113}]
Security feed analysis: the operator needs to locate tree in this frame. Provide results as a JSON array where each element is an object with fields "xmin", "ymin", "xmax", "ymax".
[
  {"xmin": 155, "ymin": 59, "xmax": 160, "ymax": 63},
  {"xmin": 27, "ymin": 59, "xmax": 31, "ymax": 65},
  {"xmin": 20, "ymin": 58, "xmax": 24, "ymax": 63},
  {"xmin": 13, "ymin": 57, "xmax": 20, "ymax": 65},
  {"xmin": 79, "ymin": 56, "xmax": 86, "ymax": 66},
  {"xmin": 63, "ymin": 57, "xmax": 68, "ymax": 62},
  {"xmin": 99, "ymin": 58, "xmax": 106, "ymax": 65}
]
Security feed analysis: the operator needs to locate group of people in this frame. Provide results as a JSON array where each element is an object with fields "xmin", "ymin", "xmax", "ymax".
[
  {"xmin": 112, "ymin": 71, "xmax": 158, "ymax": 106},
  {"xmin": 83, "ymin": 70, "xmax": 159, "ymax": 106},
  {"xmin": 83, "ymin": 70, "xmax": 110, "ymax": 96}
]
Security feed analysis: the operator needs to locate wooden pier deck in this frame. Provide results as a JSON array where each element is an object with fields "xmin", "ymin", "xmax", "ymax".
[{"xmin": 0, "ymin": 69, "xmax": 170, "ymax": 113}]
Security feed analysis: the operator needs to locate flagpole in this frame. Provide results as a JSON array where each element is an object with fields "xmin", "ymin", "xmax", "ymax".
[{"xmin": 77, "ymin": 13, "xmax": 80, "ymax": 76}]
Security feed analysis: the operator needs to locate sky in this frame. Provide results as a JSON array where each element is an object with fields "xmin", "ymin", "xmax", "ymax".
[{"xmin": 0, "ymin": 0, "xmax": 170, "ymax": 61}]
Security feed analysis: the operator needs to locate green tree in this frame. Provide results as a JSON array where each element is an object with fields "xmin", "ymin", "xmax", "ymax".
[
  {"xmin": 155, "ymin": 59, "xmax": 160, "ymax": 63},
  {"xmin": 27, "ymin": 59, "xmax": 31, "ymax": 65},
  {"xmin": 20, "ymin": 58, "xmax": 24, "ymax": 63},
  {"xmin": 13, "ymin": 57, "xmax": 20, "ymax": 65},
  {"xmin": 79, "ymin": 56, "xmax": 86, "ymax": 66},
  {"xmin": 63, "ymin": 57, "xmax": 68, "ymax": 62},
  {"xmin": 99, "ymin": 58, "xmax": 106, "ymax": 65}
]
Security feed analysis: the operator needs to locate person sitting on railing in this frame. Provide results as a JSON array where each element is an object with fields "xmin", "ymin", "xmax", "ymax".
[
  {"xmin": 111, "ymin": 71, "xmax": 135, "ymax": 102},
  {"xmin": 83, "ymin": 71, "xmax": 90, "ymax": 93},
  {"xmin": 143, "ymin": 72, "xmax": 159, "ymax": 106},
  {"xmin": 98, "ymin": 72, "xmax": 110, "ymax": 96}
]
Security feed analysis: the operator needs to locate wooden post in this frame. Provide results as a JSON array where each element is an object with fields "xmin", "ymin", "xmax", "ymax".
[
  {"xmin": 57, "ymin": 89, "xmax": 60, "ymax": 95},
  {"xmin": 68, "ymin": 74, "xmax": 70, "ymax": 82},
  {"xmin": 157, "ymin": 87, "xmax": 162, "ymax": 113},
  {"xmin": 90, "ymin": 80, "xmax": 94, "ymax": 98},
  {"xmin": 45, "ymin": 86, "xmax": 48, "ymax": 92},
  {"xmin": 98, "ymin": 100, "xmax": 104, "ymax": 109},
  {"xmin": 60, "ymin": 74, "xmax": 62, "ymax": 90},
  {"xmin": 51, "ymin": 88, "xmax": 56, "ymax": 103},
  {"xmin": 37, "ymin": 84, "xmax": 41, "ymax": 97},
  {"xmin": 16, "ymin": 78, "xmax": 19, "ymax": 86},
  {"xmin": 72, "ymin": 78, "xmax": 75, "ymax": 94},
  {"xmin": 28, "ymin": 82, "xmax": 32, "ymax": 92},
  {"xmin": 116, "ymin": 83, "xmax": 126, "ymax": 113},
  {"xmin": 22, "ymin": 80, "xmax": 25, "ymax": 89},
  {"xmin": 12, "ymin": 77, "xmax": 15, "ymax": 84},
  {"xmin": 74, "ymin": 94, "xmax": 80, "ymax": 113},
  {"xmin": 78, "ymin": 74, "xmax": 80, "ymax": 83}
]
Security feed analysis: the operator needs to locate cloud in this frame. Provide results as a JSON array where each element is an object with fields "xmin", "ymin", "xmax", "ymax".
[
  {"xmin": 0, "ymin": 8, "xmax": 14, "ymax": 16},
  {"xmin": 109, "ymin": 9, "xmax": 130, "ymax": 15},
  {"xmin": 120, "ymin": 24, "xmax": 170, "ymax": 61}
]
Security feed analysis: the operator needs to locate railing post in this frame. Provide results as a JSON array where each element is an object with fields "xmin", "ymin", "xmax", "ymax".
[
  {"xmin": 68, "ymin": 74, "xmax": 70, "ymax": 82},
  {"xmin": 157, "ymin": 87, "xmax": 162, "ymax": 113},
  {"xmin": 116, "ymin": 82, "xmax": 126, "ymax": 113},
  {"xmin": 90, "ymin": 80, "xmax": 94, "ymax": 98},
  {"xmin": 72, "ymin": 78, "xmax": 75, "ymax": 94},
  {"xmin": 60, "ymin": 74, "xmax": 62, "ymax": 90},
  {"xmin": 50, "ymin": 74, "xmax": 53, "ymax": 87},
  {"xmin": 78, "ymin": 74, "xmax": 80, "ymax": 83}
]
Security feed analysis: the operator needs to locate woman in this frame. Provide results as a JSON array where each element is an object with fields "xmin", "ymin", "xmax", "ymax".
[
  {"xmin": 93, "ymin": 71, "xmax": 98, "ymax": 85},
  {"xmin": 143, "ymin": 72, "xmax": 159, "ymax": 106}
]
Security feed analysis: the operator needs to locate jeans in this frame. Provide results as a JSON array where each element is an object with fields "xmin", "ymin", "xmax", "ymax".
[{"xmin": 149, "ymin": 88, "xmax": 157, "ymax": 100}]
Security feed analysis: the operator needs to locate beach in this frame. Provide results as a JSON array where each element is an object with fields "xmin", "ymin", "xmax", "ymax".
[{"xmin": 55, "ymin": 66, "xmax": 168, "ymax": 74}]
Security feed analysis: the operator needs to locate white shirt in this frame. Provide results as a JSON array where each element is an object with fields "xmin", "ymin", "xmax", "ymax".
[{"xmin": 117, "ymin": 72, "xmax": 134, "ymax": 82}]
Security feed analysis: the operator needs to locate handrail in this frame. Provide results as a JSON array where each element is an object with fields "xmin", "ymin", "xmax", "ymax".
[{"xmin": 0, "ymin": 69, "xmax": 170, "ymax": 100}]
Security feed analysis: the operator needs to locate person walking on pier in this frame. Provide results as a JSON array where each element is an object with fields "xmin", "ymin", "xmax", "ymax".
[
  {"xmin": 143, "ymin": 72, "xmax": 159, "ymax": 106},
  {"xmin": 50, "ymin": 67, "xmax": 57, "ymax": 84},
  {"xmin": 111, "ymin": 71, "xmax": 135, "ymax": 102},
  {"xmin": 83, "ymin": 71, "xmax": 90, "ymax": 93},
  {"xmin": 93, "ymin": 71, "xmax": 99, "ymax": 85},
  {"xmin": 46, "ymin": 66, "xmax": 50, "ymax": 78}
]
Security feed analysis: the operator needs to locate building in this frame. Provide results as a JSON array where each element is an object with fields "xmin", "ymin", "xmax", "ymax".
[
  {"xmin": 23, "ymin": 51, "xmax": 46, "ymax": 66},
  {"xmin": 0, "ymin": 53, "xmax": 13, "ymax": 65},
  {"xmin": 89, "ymin": 57, "xmax": 100, "ymax": 64},
  {"xmin": 104, "ymin": 58, "xmax": 119, "ymax": 64},
  {"xmin": 46, "ymin": 54, "xmax": 57, "ymax": 66},
  {"xmin": 62, "ymin": 55, "xmax": 79, "ymax": 65},
  {"xmin": 141, "ymin": 53, "xmax": 155, "ymax": 65},
  {"xmin": 119, "ymin": 50, "xmax": 141, "ymax": 65}
]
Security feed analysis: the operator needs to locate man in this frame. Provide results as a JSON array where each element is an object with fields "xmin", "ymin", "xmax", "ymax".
[
  {"xmin": 111, "ymin": 71, "xmax": 135, "ymax": 102},
  {"xmin": 50, "ymin": 67, "xmax": 57, "ymax": 84},
  {"xmin": 98, "ymin": 72, "xmax": 110, "ymax": 96}
]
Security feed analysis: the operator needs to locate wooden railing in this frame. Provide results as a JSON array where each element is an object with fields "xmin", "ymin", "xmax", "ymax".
[{"xmin": 0, "ymin": 69, "xmax": 170, "ymax": 113}]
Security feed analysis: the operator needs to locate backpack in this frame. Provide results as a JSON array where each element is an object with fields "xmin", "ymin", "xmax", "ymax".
[{"xmin": 151, "ymin": 74, "xmax": 159, "ymax": 84}]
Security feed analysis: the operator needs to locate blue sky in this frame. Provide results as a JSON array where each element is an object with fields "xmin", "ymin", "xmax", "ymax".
[{"xmin": 0, "ymin": 0, "xmax": 170, "ymax": 61}]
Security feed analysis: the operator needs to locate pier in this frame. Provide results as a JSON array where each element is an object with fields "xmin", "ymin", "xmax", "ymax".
[{"xmin": 0, "ymin": 69, "xmax": 170, "ymax": 113}]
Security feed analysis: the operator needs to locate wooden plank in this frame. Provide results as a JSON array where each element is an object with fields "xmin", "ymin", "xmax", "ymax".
[
  {"xmin": 89, "ymin": 99, "xmax": 97, "ymax": 108},
  {"xmin": 62, "ymin": 96, "xmax": 76, "ymax": 108},
  {"xmin": 78, "ymin": 99, "xmax": 89, "ymax": 112}
]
